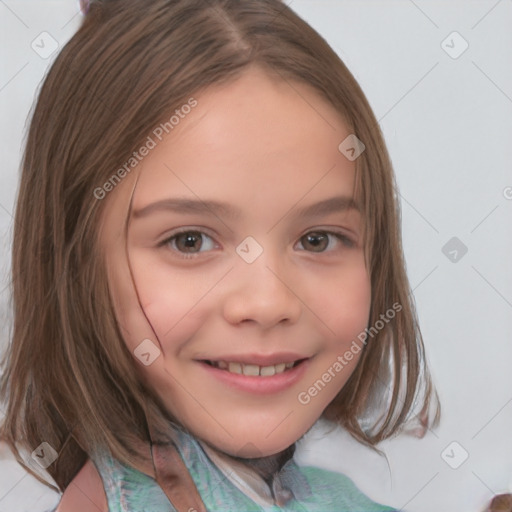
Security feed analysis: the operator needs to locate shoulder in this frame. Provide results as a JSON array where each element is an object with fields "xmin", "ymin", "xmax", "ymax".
[{"xmin": 55, "ymin": 458, "xmax": 108, "ymax": 512}]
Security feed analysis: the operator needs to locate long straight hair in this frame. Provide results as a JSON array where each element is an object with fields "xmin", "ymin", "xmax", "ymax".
[{"xmin": 0, "ymin": 0, "xmax": 439, "ymax": 492}]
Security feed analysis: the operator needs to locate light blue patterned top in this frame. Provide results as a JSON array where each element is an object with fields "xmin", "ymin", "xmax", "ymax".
[{"xmin": 55, "ymin": 428, "xmax": 397, "ymax": 511}]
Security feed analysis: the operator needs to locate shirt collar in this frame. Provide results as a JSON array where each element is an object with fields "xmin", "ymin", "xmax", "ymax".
[{"xmin": 198, "ymin": 439, "xmax": 312, "ymax": 507}]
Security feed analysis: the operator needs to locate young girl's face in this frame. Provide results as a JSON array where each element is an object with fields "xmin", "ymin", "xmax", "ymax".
[{"xmin": 101, "ymin": 66, "xmax": 371, "ymax": 458}]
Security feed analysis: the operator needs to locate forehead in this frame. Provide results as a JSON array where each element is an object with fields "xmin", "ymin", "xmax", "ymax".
[{"xmin": 107, "ymin": 66, "xmax": 358, "ymax": 230}]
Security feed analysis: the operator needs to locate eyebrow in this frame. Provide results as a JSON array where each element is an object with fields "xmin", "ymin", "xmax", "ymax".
[{"xmin": 131, "ymin": 195, "xmax": 359, "ymax": 220}]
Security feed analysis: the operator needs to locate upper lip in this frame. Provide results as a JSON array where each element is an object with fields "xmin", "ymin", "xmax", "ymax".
[{"xmin": 197, "ymin": 352, "xmax": 309, "ymax": 366}]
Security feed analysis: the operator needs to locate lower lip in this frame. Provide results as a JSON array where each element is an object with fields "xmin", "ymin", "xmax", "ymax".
[{"xmin": 198, "ymin": 359, "xmax": 310, "ymax": 394}]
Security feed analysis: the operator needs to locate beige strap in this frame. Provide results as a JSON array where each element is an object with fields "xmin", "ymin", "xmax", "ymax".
[{"xmin": 151, "ymin": 441, "xmax": 207, "ymax": 512}]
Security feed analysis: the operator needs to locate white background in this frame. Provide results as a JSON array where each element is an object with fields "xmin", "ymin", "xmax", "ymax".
[{"xmin": 1, "ymin": 1, "xmax": 511, "ymax": 511}]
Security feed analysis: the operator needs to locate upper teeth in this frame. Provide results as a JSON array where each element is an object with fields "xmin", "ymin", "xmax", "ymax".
[{"xmin": 212, "ymin": 361, "xmax": 295, "ymax": 376}]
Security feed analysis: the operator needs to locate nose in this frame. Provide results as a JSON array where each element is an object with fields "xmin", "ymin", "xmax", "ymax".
[{"xmin": 222, "ymin": 249, "xmax": 302, "ymax": 330}]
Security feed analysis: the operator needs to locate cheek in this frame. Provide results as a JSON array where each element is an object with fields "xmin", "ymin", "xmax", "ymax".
[
  {"xmin": 315, "ymin": 263, "xmax": 371, "ymax": 343},
  {"xmin": 129, "ymin": 254, "xmax": 212, "ymax": 348},
  {"xmin": 298, "ymin": 264, "xmax": 371, "ymax": 408}
]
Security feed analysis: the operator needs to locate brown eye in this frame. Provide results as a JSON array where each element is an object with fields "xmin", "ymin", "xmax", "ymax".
[
  {"xmin": 175, "ymin": 231, "xmax": 203, "ymax": 252},
  {"xmin": 297, "ymin": 230, "xmax": 354, "ymax": 253},
  {"xmin": 162, "ymin": 230, "xmax": 216, "ymax": 255},
  {"xmin": 301, "ymin": 232, "xmax": 329, "ymax": 252}
]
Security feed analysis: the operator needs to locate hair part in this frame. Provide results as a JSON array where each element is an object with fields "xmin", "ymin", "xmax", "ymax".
[{"xmin": 0, "ymin": 0, "xmax": 439, "ymax": 492}]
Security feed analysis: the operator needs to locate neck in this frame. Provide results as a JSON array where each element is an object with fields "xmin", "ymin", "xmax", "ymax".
[
  {"xmin": 227, "ymin": 444, "xmax": 296, "ymax": 483},
  {"xmin": 198, "ymin": 440, "xmax": 297, "ymax": 506}
]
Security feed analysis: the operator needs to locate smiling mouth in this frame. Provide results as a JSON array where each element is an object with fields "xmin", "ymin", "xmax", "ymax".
[{"xmin": 202, "ymin": 359, "xmax": 306, "ymax": 377}]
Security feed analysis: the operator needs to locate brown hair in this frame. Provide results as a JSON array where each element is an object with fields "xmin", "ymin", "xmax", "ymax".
[{"xmin": 0, "ymin": 0, "xmax": 439, "ymax": 493}]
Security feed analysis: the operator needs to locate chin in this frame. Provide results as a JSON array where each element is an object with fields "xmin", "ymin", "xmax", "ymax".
[
  {"xmin": 190, "ymin": 419, "xmax": 313, "ymax": 459},
  {"xmin": 214, "ymin": 437, "xmax": 294, "ymax": 458}
]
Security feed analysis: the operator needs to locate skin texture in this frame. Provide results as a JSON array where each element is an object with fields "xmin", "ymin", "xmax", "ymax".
[
  {"xmin": 56, "ymin": 460, "xmax": 108, "ymax": 511},
  {"xmin": 101, "ymin": 65, "xmax": 372, "ymax": 460}
]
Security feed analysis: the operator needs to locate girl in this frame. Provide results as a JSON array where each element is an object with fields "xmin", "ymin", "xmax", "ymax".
[{"xmin": 0, "ymin": 0, "xmax": 439, "ymax": 510}]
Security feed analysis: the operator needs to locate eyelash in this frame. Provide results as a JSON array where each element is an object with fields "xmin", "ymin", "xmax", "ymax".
[{"xmin": 158, "ymin": 228, "xmax": 355, "ymax": 260}]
